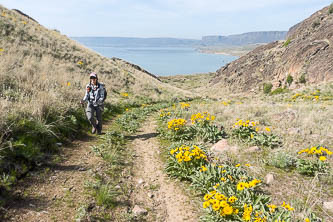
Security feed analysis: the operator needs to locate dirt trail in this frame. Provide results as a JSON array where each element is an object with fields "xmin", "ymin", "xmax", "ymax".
[
  {"xmin": 2, "ymin": 128, "xmax": 108, "ymax": 222},
  {"xmin": 130, "ymin": 119, "xmax": 199, "ymax": 222}
]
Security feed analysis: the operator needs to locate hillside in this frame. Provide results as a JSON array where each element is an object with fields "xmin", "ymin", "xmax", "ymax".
[
  {"xmin": 210, "ymin": 5, "xmax": 333, "ymax": 94},
  {"xmin": 0, "ymin": 4, "xmax": 192, "ymax": 206},
  {"xmin": 0, "ymin": 5, "xmax": 191, "ymax": 103}
]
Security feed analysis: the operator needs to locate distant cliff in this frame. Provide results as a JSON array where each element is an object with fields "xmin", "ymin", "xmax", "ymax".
[
  {"xmin": 73, "ymin": 32, "xmax": 287, "ymax": 48},
  {"xmin": 211, "ymin": 5, "xmax": 333, "ymax": 92},
  {"xmin": 202, "ymin": 31, "xmax": 287, "ymax": 46}
]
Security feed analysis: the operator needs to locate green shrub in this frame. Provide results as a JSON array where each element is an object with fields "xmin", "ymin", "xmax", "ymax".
[
  {"xmin": 283, "ymin": 39, "xmax": 291, "ymax": 47},
  {"xmin": 299, "ymin": 73, "xmax": 306, "ymax": 84},
  {"xmin": 286, "ymin": 74, "xmax": 293, "ymax": 86},
  {"xmin": 312, "ymin": 21, "xmax": 320, "ymax": 28},
  {"xmin": 266, "ymin": 152, "xmax": 297, "ymax": 169},
  {"xmin": 263, "ymin": 83, "xmax": 273, "ymax": 94},
  {"xmin": 270, "ymin": 87, "xmax": 289, "ymax": 95},
  {"xmin": 329, "ymin": 3, "xmax": 333, "ymax": 14},
  {"xmin": 296, "ymin": 159, "xmax": 329, "ymax": 176}
]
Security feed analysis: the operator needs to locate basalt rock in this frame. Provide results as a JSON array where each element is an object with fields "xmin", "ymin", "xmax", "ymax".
[{"xmin": 211, "ymin": 5, "xmax": 333, "ymax": 93}]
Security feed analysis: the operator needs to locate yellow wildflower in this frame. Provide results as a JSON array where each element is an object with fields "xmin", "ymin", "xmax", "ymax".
[
  {"xmin": 237, "ymin": 182, "xmax": 247, "ymax": 191},
  {"xmin": 319, "ymin": 156, "xmax": 326, "ymax": 161},
  {"xmin": 212, "ymin": 203, "xmax": 220, "ymax": 211},
  {"xmin": 200, "ymin": 166, "xmax": 207, "ymax": 172},
  {"xmin": 223, "ymin": 205, "xmax": 233, "ymax": 215},
  {"xmin": 228, "ymin": 196, "xmax": 238, "ymax": 203},
  {"xmin": 203, "ymin": 201, "xmax": 210, "ymax": 208},
  {"xmin": 220, "ymin": 200, "xmax": 228, "ymax": 207}
]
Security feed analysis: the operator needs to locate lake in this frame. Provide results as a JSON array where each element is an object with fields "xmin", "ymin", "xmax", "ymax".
[{"xmin": 73, "ymin": 38, "xmax": 238, "ymax": 76}]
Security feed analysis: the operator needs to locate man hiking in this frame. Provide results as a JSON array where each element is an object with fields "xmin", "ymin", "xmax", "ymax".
[{"xmin": 81, "ymin": 72, "xmax": 106, "ymax": 135}]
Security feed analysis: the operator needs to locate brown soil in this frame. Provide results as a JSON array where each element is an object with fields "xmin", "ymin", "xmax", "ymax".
[
  {"xmin": 2, "ymin": 130, "xmax": 107, "ymax": 222},
  {"xmin": 2, "ymin": 118, "xmax": 200, "ymax": 222},
  {"xmin": 130, "ymin": 119, "xmax": 199, "ymax": 222}
]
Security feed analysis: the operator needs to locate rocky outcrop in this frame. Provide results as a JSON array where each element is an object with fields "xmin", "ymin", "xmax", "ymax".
[{"xmin": 211, "ymin": 5, "xmax": 333, "ymax": 92}]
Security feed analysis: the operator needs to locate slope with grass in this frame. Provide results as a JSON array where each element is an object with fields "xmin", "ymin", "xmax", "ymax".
[{"xmin": 0, "ymin": 4, "xmax": 194, "ymax": 205}]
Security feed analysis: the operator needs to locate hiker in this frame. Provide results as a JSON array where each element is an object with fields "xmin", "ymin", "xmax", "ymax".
[{"xmin": 80, "ymin": 72, "xmax": 106, "ymax": 134}]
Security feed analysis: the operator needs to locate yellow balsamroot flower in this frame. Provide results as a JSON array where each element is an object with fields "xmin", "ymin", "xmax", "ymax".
[
  {"xmin": 121, "ymin": 92, "xmax": 129, "ymax": 97},
  {"xmin": 209, "ymin": 199, "xmax": 218, "ymax": 205},
  {"xmin": 234, "ymin": 208, "xmax": 239, "ymax": 215},
  {"xmin": 304, "ymin": 218, "xmax": 310, "ymax": 222},
  {"xmin": 281, "ymin": 201, "xmax": 294, "ymax": 211},
  {"xmin": 245, "ymin": 164, "xmax": 251, "ymax": 167},
  {"xmin": 243, "ymin": 204, "xmax": 253, "ymax": 221},
  {"xmin": 77, "ymin": 61, "xmax": 84, "ymax": 65},
  {"xmin": 256, "ymin": 127, "xmax": 260, "ymax": 132},
  {"xmin": 209, "ymin": 190, "xmax": 217, "ymax": 195},
  {"xmin": 267, "ymin": 204, "xmax": 277, "ymax": 213},
  {"xmin": 212, "ymin": 203, "xmax": 220, "ymax": 211},
  {"xmin": 183, "ymin": 156, "xmax": 191, "ymax": 162},
  {"xmin": 220, "ymin": 200, "xmax": 228, "ymax": 207},
  {"xmin": 0, "ymin": 48, "xmax": 4, "ymax": 52},
  {"xmin": 237, "ymin": 182, "xmax": 248, "ymax": 191},
  {"xmin": 180, "ymin": 102, "xmax": 190, "ymax": 109},
  {"xmin": 228, "ymin": 196, "xmax": 238, "ymax": 203},
  {"xmin": 319, "ymin": 156, "xmax": 326, "ymax": 161},
  {"xmin": 221, "ymin": 177, "xmax": 226, "ymax": 182},
  {"xmin": 248, "ymin": 179, "xmax": 261, "ymax": 188},
  {"xmin": 203, "ymin": 201, "xmax": 210, "ymax": 208},
  {"xmin": 265, "ymin": 127, "xmax": 271, "ymax": 132},
  {"xmin": 215, "ymin": 193, "xmax": 224, "ymax": 201},
  {"xmin": 235, "ymin": 164, "xmax": 241, "ymax": 167},
  {"xmin": 223, "ymin": 205, "xmax": 233, "ymax": 215},
  {"xmin": 204, "ymin": 193, "xmax": 212, "ymax": 201},
  {"xmin": 200, "ymin": 166, "xmax": 207, "ymax": 172}
]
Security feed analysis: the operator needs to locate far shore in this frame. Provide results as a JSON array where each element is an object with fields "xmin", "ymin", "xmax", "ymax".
[{"xmin": 197, "ymin": 44, "xmax": 266, "ymax": 57}]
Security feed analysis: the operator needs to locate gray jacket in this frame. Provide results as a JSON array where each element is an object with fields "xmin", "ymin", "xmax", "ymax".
[{"xmin": 82, "ymin": 82, "xmax": 105, "ymax": 107}]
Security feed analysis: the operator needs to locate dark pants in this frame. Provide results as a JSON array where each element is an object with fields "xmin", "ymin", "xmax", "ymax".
[{"xmin": 86, "ymin": 105, "xmax": 102, "ymax": 133}]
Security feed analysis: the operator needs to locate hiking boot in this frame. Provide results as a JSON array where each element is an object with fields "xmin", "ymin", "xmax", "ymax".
[{"xmin": 92, "ymin": 126, "xmax": 97, "ymax": 134}]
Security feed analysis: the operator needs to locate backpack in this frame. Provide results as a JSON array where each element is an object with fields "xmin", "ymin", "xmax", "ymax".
[{"xmin": 88, "ymin": 82, "xmax": 107, "ymax": 102}]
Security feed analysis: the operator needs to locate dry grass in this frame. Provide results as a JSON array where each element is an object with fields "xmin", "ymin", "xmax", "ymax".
[
  {"xmin": 172, "ymin": 81, "xmax": 333, "ymax": 220},
  {"xmin": 0, "ymin": 4, "xmax": 193, "ymax": 137}
]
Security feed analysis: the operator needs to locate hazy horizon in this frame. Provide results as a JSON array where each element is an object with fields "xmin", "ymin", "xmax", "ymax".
[
  {"xmin": 1, "ymin": 0, "xmax": 332, "ymax": 39},
  {"xmin": 71, "ymin": 31, "xmax": 287, "ymax": 39}
]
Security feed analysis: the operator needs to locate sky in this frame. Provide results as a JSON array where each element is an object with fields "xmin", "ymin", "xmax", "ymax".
[{"xmin": 1, "ymin": 0, "xmax": 332, "ymax": 39}]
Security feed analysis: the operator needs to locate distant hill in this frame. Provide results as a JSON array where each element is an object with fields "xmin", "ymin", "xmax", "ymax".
[
  {"xmin": 210, "ymin": 5, "xmax": 333, "ymax": 93},
  {"xmin": 73, "ymin": 32, "xmax": 287, "ymax": 48},
  {"xmin": 202, "ymin": 31, "xmax": 287, "ymax": 46},
  {"xmin": 72, "ymin": 37, "xmax": 201, "ymax": 47}
]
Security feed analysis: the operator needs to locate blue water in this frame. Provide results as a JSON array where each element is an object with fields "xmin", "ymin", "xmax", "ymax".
[{"xmin": 75, "ymin": 40, "xmax": 238, "ymax": 76}]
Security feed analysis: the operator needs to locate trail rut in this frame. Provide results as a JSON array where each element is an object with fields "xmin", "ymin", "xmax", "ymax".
[{"xmin": 130, "ymin": 119, "xmax": 199, "ymax": 222}]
